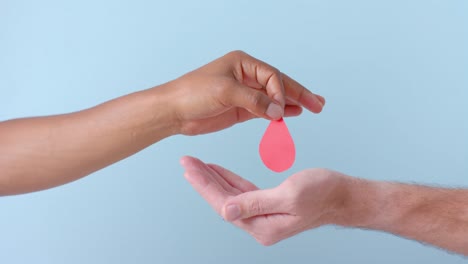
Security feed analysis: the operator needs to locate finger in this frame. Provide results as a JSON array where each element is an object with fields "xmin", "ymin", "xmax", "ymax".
[
  {"xmin": 207, "ymin": 164, "xmax": 258, "ymax": 193},
  {"xmin": 236, "ymin": 105, "xmax": 302, "ymax": 123},
  {"xmin": 203, "ymin": 163, "xmax": 242, "ymax": 195},
  {"xmin": 286, "ymin": 97, "xmax": 300, "ymax": 106},
  {"xmin": 222, "ymin": 188, "xmax": 288, "ymax": 222},
  {"xmin": 282, "ymin": 73, "xmax": 325, "ymax": 113},
  {"xmin": 181, "ymin": 156, "xmax": 240, "ymax": 195},
  {"xmin": 232, "ymin": 51, "xmax": 286, "ymax": 108},
  {"xmin": 284, "ymin": 105, "xmax": 303, "ymax": 117},
  {"xmin": 180, "ymin": 156, "xmax": 230, "ymax": 212},
  {"xmin": 225, "ymin": 83, "xmax": 283, "ymax": 120}
]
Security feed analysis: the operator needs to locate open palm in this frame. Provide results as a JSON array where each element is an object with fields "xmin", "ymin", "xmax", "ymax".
[{"xmin": 180, "ymin": 156, "xmax": 346, "ymax": 246}]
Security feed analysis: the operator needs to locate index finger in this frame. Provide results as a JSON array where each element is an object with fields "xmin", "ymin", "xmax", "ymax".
[
  {"xmin": 208, "ymin": 164, "xmax": 259, "ymax": 193},
  {"xmin": 282, "ymin": 73, "xmax": 325, "ymax": 114},
  {"xmin": 181, "ymin": 156, "xmax": 230, "ymax": 213},
  {"xmin": 229, "ymin": 51, "xmax": 286, "ymax": 108}
]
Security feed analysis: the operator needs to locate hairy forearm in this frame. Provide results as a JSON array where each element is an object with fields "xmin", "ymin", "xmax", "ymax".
[
  {"xmin": 336, "ymin": 177, "xmax": 468, "ymax": 255},
  {"xmin": 0, "ymin": 85, "xmax": 178, "ymax": 196}
]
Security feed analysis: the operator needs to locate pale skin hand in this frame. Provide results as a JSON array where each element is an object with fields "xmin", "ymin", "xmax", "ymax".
[
  {"xmin": 181, "ymin": 156, "xmax": 468, "ymax": 255},
  {"xmin": 0, "ymin": 51, "xmax": 325, "ymax": 196}
]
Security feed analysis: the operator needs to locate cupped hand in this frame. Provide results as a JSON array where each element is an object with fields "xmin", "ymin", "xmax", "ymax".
[
  {"xmin": 168, "ymin": 51, "xmax": 325, "ymax": 135},
  {"xmin": 180, "ymin": 156, "xmax": 348, "ymax": 246}
]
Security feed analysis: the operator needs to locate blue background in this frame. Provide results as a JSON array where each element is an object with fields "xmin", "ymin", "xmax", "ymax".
[{"xmin": 1, "ymin": 0, "xmax": 467, "ymax": 263}]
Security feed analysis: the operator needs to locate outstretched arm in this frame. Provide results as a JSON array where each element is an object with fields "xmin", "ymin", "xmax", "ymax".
[
  {"xmin": 348, "ymin": 181, "xmax": 468, "ymax": 255},
  {"xmin": 0, "ymin": 51, "xmax": 325, "ymax": 196},
  {"xmin": 0, "ymin": 88, "xmax": 176, "ymax": 196},
  {"xmin": 181, "ymin": 156, "xmax": 468, "ymax": 255}
]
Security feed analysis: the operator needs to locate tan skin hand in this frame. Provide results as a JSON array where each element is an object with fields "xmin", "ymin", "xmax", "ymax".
[{"xmin": 170, "ymin": 50, "xmax": 325, "ymax": 135}]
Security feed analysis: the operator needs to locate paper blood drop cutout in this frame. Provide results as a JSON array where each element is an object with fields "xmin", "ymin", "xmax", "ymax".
[{"xmin": 259, "ymin": 118, "xmax": 296, "ymax": 172}]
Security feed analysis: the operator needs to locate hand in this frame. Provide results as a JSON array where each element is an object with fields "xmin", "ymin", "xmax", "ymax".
[
  {"xmin": 180, "ymin": 156, "xmax": 349, "ymax": 246},
  {"xmin": 167, "ymin": 50, "xmax": 325, "ymax": 135}
]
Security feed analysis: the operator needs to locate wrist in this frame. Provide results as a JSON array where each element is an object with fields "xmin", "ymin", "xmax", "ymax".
[
  {"xmin": 331, "ymin": 175, "xmax": 386, "ymax": 228},
  {"xmin": 136, "ymin": 84, "xmax": 181, "ymax": 140}
]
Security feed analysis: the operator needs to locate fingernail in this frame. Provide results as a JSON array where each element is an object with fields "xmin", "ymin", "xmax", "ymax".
[
  {"xmin": 225, "ymin": 204, "xmax": 241, "ymax": 221},
  {"xmin": 273, "ymin": 94, "xmax": 284, "ymax": 106},
  {"xmin": 316, "ymin": 95, "xmax": 325, "ymax": 107},
  {"xmin": 266, "ymin": 103, "xmax": 283, "ymax": 120}
]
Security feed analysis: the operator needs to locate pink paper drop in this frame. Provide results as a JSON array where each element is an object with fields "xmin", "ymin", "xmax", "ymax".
[{"xmin": 259, "ymin": 118, "xmax": 296, "ymax": 172}]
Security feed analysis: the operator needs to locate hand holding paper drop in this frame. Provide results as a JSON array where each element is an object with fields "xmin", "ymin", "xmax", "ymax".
[{"xmin": 259, "ymin": 118, "xmax": 296, "ymax": 172}]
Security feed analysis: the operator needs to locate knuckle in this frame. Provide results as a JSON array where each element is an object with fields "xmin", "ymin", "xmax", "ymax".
[
  {"xmin": 306, "ymin": 168, "xmax": 333, "ymax": 183},
  {"xmin": 224, "ymin": 50, "xmax": 247, "ymax": 59},
  {"xmin": 271, "ymin": 67, "xmax": 281, "ymax": 77},
  {"xmin": 264, "ymin": 68, "xmax": 283, "ymax": 93},
  {"xmin": 281, "ymin": 182, "xmax": 303, "ymax": 206},
  {"xmin": 282, "ymin": 175, "xmax": 300, "ymax": 193},
  {"xmin": 263, "ymin": 65, "xmax": 281, "ymax": 81},
  {"xmin": 248, "ymin": 198, "xmax": 262, "ymax": 215},
  {"xmin": 226, "ymin": 50, "xmax": 246, "ymax": 59}
]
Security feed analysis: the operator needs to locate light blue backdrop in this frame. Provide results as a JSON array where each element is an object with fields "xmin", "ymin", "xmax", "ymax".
[{"xmin": 1, "ymin": 0, "xmax": 467, "ymax": 263}]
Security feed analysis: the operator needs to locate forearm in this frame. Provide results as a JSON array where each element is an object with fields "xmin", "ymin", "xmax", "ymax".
[
  {"xmin": 337, "ymin": 177, "xmax": 468, "ymax": 255},
  {"xmin": 0, "ymin": 84, "xmax": 179, "ymax": 196}
]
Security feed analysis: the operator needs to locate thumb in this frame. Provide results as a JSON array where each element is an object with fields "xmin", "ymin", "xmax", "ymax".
[
  {"xmin": 222, "ymin": 188, "xmax": 284, "ymax": 221},
  {"xmin": 226, "ymin": 84, "xmax": 284, "ymax": 120}
]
